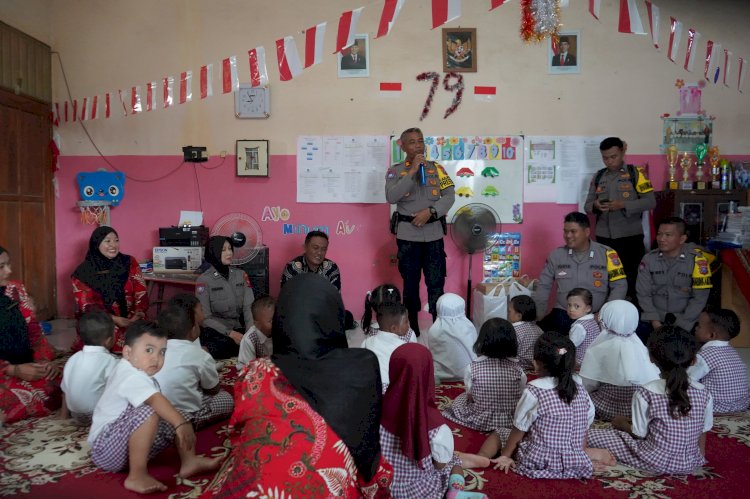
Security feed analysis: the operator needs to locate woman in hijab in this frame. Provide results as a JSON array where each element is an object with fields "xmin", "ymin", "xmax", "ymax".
[
  {"xmin": 203, "ymin": 273, "xmax": 393, "ymax": 497},
  {"xmin": 1, "ymin": 246, "xmax": 61, "ymax": 425},
  {"xmin": 427, "ymin": 293, "xmax": 478, "ymax": 382},
  {"xmin": 72, "ymin": 227, "xmax": 148, "ymax": 352},
  {"xmin": 195, "ymin": 236, "xmax": 255, "ymax": 359},
  {"xmin": 580, "ymin": 300, "xmax": 661, "ymax": 421}
]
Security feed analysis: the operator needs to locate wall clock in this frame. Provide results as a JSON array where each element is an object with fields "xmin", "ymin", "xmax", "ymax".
[{"xmin": 235, "ymin": 84, "xmax": 270, "ymax": 118}]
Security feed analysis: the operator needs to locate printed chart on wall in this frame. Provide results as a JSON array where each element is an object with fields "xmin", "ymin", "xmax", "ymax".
[
  {"xmin": 390, "ymin": 136, "xmax": 524, "ymax": 224},
  {"xmin": 297, "ymin": 136, "xmax": 390, "ymax": 203},
  {"xmin": 523, "ymin": 136, "xmax": 606, "ymax": 207}
]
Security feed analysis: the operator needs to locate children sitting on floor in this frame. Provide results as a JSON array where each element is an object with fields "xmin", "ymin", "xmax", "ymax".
[
  {"xmin": 689, "ymin": 308, "xmax": 750, "ymax": 413},
  {"xmin": 166, "ymin": 294, "xmax": 205, "ymax": 347},
  {"xmin": 443, "ymin": 318, "xmax": 526, "ymax": 432},
  {"xmin": 588, "ymin": 325, "xmax": 713, "ymax": 475},
  {"xmin": 566, "ymin": 288, "xmax": 601, "ymax": 366},
  {"xmin": 361, "ymin": 302, "xmax": 416, "ymax": 392},
  {"xmin": 474, "ymin": 332, "xmax": 613, "ymax": 478},
  {"xmin": 60, "ymin": 310, "xmax": 119, "ymax": 424},
  {"xmin": 154, "ymin": 306, "xmax": 234, "ymax": 429},
  {"xmin": 361, "ymin": 283, "xmax": 415, "ymax": 341},
  {"xmin": 580, "ymin": 300, "xmax": 660, "ymax": 421},
  {"xmin": 237, "ymin": 295, "xmax": 275, "ymax": 370},
  {"xmin": 88, "ymin": 320, "xmax": 221, "ymax": 494},
  {"xmin": 508, "ymin": 295, "xmax": 543, "ymax": 372},
  {"xmin": 427, "ymin": 293, "xmax": 478, "ymax": 382}
]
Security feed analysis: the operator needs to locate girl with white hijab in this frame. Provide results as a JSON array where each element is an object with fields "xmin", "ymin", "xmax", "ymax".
[
  {"xmin": 426, "ymin": 293, "xmax": 478, "ymax": 382},
  {"xmin": 580, "ymin": 300, "xmax": 660, "ymax": 421}
]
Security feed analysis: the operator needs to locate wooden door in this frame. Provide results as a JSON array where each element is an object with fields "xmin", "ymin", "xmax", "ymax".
[{"xmin": 0, "ymin": 87, "xmax": 56, "ymax": 318}]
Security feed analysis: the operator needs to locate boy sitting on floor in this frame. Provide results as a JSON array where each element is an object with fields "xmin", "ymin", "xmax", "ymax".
[
  {"xmin": 88, "ymin": 320, "xmax": 221, "ymax": 494},
  {"xmin": 237, "ymin": 295, "xmax": 275, "ymax": 370},
  {"xmin": 362, "ymin": 302, "xmax": 416, "ymax": 392},
  {"xmin": 154, "ymin": 306, "xmax": 234, "ymax": 428},
  {"xmin": 60, "ymin": 310, "xmax": 119, "ymax": 424}
]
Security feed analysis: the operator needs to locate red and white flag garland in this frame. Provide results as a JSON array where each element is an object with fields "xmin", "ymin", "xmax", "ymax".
[
  {"xmin": 131, "ymin": 86, "xmax": 142, "ymax": 114},
  {"xmin": 222, "ymin": 57, "xmax": 239, "ymax": 94},
  {"xmin": 645, "ymin": 1, "xmax": 659, "ymax": 48},
  {"xmin": 376, "ymin": 0, "xmax": 404, "ymax": 38},
  {"xmin": 146, "ymin": 82, "xmax": 157, "ymax": 111},
  {"xmin": 704, "ymin": 41, "xmax": 721, "ymax": 83},
  {"xmin": 105, "ymin": 93, "xmax": 111, "ymax": 118},
  {"xmin": 200, "ymin": 64, "xmax": 213, "ymax": 99},
  {"xmin": 618, "ymin": 0, "xmax": 645, "ymax": 35},
  {"xmin": 589, "ymin": 0, "xmax": 601, "ymax": 20},
  {"xmin": 723, "ymin": 49, "xmax": 733, "ymax": 87},
  {"xmin": 163, "ymin": 77, "xmax": 174, "ymax": 108},
  {"xmin": 335, "ymin": 7, "xmax": 364, "ymax": 53},
  {"xmin": 305, "ymin": 22, "xmax": 327, "ymax": 67},
  {"xmin": 276, "ymin": 36, "xmax": 304, "ymax": 82},
  {"xmin": 80, "ymin": 97, "xmax": 89, "ymax": 120},
  {"xmin": 248, "ymin": 47, "xmax": 268, "ymax": 87},
  {"xmin": 667, "ymin": 17, "xmax": 682, "ymax": 63},
  {"xmin": 179, "ymin": 71, "xmax": 192, "ymax": 104},
  {"xmin": 490, "ymin": 0, "xmax": 509, "ymax": 10},
  {"xmin": 91, "ymin": 95, "xmax": 99, "ymax": 120},
  {"xmin": 432, "ymin": 0, "xmax": 461, "ymax": 29},
  {"xmin": 684, "ymin": 28, "xmax": 701, "ymax": 72}
]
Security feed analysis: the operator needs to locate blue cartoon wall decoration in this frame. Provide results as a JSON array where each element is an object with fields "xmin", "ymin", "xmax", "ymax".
[{"xmin": 76, "ymin": 170, "xmax": 125, "ymax": 206}]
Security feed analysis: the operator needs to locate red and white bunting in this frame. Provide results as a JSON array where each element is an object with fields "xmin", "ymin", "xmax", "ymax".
[
  {"xmin": 432, "ymin": 0, "xmax": 461, "ymax": 29},
  {"xmin": 490, "ymin": 0, "xmax": 508, "ymax": 11},
  {"xmin": 64, "ymin": 101, "xmax": 69, "ymax": 122},
  {"xmin": 80, "ymin": 97, "xmax": 89, "ymax": 121},
  {"xmin": 376, "ymin": 0, "xmax": 404, "ymax": 38},
  {"xmin": 379, "ymin": 81, "xmax": 402, "ymax": 97},
  {"xmin": 704, "ymin": 41, "xmax": 721, "ymax": 82},
  {"xmin": 684, "ymin": 29, "xmax": 701, "ymax": 72},
  {"xmin": 589, "ymin": 0, "xmax": 601, "ymax": 20},
  {"xmin": 179, "ymin": 71, "xmax": 192, "ymax": 104},
  {"xmin": 723, "ymin": 49, "xmax": 733, "ymax": 87},
  {"xmin": 335, "ymin": 7, "xmax": 364, "ymax": 53},
  {"xmin": 618, "ymin": 0, "xmax": 645, "ymax": 35},
  {"xmin": 200, "ymin": 64, "xmax": 213, "ymax": 99},
  {"xmin": 146, "ymin": 82, "xmax": 157, "ymax": 111},
  {"xmin": 645, "ymin": 1, "xmax": 659, "ymax": 48},
  {"xmin": 474, "ymin": 86, "xmax": 496, "ymax": 100},
  {"xmin": 276, "ymin": 36, "xmax": 304, "ymax": 82},
  {"xmin": 222, "ymin": 57, "xmax": 238, "ymax": 94},
  {"xmin": 105, "ymin": 93, "xmax": 111, "ymax": 118},
  {"xmin": 163, "ymin": 77, "xmax": 174, "ymax": 108},
  {"xmin": 305, "ymin": 22, "xmax": 327, "ymax": 67},
  {"xmin": 667, "ymin": 17, "xmax": 682, "ymax": 63},
  {"xmin": 72, "ymin": 99, "xmax": 78, "ymax": 122},
  {"xmin": 248, "ymin": 47, "xmax": 269, "ymax": 87},
  {"xmin": 52, "ymin": 102, "xmax": 60, "ymax": 126},
  {"xmin": 739, "ymin": 57, "xmax": 747, "ymax": 93},
  {"xmin": 131, "ymin": 86, "xmax": 142, "ymax": 114},
  {"xmin": 91, "ymin": 95, "xmax": 99, "ymax": 120}
]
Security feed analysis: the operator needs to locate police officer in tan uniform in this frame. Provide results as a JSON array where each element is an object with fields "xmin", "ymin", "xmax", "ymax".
[
  {"xmin": 385, "ymin": 127, "xmax": 455, "ymax": 336},
  {"xmin": 637, "ymin": 217, "xmax": 713, "ymax": 338},
  {"xmin": 533, "ymin": 212, "xmax": 628, "ymax": 334},
  {"xmin": 584, "ymin": 137, "xmax": 656, "ymax": 302}
]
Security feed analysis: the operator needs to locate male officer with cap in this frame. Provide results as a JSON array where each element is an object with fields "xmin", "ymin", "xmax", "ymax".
[{"xmin": 386, "ymin": 127, "xmax": 455, "ymax": 336}]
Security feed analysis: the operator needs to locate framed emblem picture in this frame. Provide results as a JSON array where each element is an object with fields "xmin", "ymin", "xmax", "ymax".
[{"xmin": 236, "ymin": 140, "xmax": 269, "ymax": 177}]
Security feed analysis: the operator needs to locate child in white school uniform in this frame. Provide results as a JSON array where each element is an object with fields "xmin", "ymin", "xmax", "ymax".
[
  {"xmin": 88, "ymin": 321, "xmax": 221, "ymax": 494},
  {"xmin": 154, "ymin": 306, "xmax": 234, "ymax": 429},
  {"xmin": 689, "ymin": 308, "xmax": 750, "ymax": 413},
  {"xmin": 167, "ymin": 293, "xmax": 206, "ymax": 348},
  {"xmin": 475, "ymin": 332, "xmax": 614, "ymax": 478},
  {"xmin": 361, "ymin": 283, "xmax": 416, "ymax": 341},
  {"xmin": 60, "ymin": 310, "xmax": 119, "ymax": 424},
  {"xmin": 567, "ymin": 288, "xmax": 601, "ymax": 366},
  {"xmin": 237, "ymin": 296, "xmax": 275, "ymax": 370},
  {"xmin": 427, "ymin": 293, "xmax": 478, "ymax": 382},
  {"xmin": 588, "ymin": 326, "xmax": 713, "ymax": 475},
  {"xmin": 580, "ymin": 300, "xmax": 660, "ymax": 421},
  {"xmin": 443, "ymin": 318, "xmax": 526, "ymax": 432},
  {"xmin": 508, "ymin": 295, "xmax": 543, "ymax": 372},
  {"xmin": 362, "ymin": 302, "xmax": 417, "ymax": 393}
]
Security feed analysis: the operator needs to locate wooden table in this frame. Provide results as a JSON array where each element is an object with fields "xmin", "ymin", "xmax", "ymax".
[{"xmin": 144, "ymin": 273, "xmax": 199, "ymax": 314}]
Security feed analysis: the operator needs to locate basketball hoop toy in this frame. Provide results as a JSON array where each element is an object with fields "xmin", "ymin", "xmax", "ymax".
[
  {"xmin": 77, "ymin": 200, "xmax": 111, "ymax": 226},
  {"xmin": 75, "ymin": 170, "xmax": 125, "ymax": 227}
]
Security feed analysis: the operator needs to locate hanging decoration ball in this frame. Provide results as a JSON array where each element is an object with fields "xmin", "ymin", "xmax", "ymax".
[{"xmin": 521, "ymin": 0, "xmax": 561, "ymax": 43}]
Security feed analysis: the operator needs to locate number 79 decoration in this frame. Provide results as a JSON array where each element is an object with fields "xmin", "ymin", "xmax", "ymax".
[{"xmin": 417, "ymin": 71, "xmax": 465, "ymax": 120}]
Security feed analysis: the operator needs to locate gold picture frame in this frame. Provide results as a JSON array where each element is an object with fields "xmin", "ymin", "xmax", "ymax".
[
  {"xmin": 236, "ymin": 140, "xmax": 269, "ymax": 177},
  {"xmin": 442, "ymin": 28, "xmax": 477, "ymax": 73}
]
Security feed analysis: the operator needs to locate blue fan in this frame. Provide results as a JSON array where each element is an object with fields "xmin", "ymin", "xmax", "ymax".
[{"xmin": 76, "ymin": 171, "xmax": 125, "ymax": 206}]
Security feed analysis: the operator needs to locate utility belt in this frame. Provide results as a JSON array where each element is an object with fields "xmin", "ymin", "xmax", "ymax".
[{"xmin": 390, "ymin": 212, "xmax": 447, "ymax": 235}]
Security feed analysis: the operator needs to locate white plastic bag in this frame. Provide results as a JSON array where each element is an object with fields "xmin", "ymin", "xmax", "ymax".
[{"xmin": 472, "ymin": 277, "xmax": 512, "ymax": 330}]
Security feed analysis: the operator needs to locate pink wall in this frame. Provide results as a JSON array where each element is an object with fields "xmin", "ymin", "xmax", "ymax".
[{"xmin": 54, "ymin": 153, "xmax": 749, "ymax": 320}]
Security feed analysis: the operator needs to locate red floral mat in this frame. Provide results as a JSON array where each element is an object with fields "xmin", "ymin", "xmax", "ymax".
[{"xmin": 2, "ymin": 365, "xmax": 750, "ymax": 498}]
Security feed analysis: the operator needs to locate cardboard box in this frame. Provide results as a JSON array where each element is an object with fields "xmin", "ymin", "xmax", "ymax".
[{"xmin": 152, "ymin": 247, "xmax": 203, "ymax": 272}]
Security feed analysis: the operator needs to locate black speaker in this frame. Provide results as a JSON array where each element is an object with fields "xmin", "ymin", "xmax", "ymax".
[{"xmin": 239, "ymin": 246, "xmax": 270, "ymax": 297}]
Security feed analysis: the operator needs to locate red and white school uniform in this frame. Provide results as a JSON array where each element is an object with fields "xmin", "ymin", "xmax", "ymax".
[
  {"xmin": 587, "ymin": 379, "xmax": 713, "ymax": 475},
  {"xmin": 688, "ymin": 340, "xmax": 750, "ymax": 414},
  {"xmin": 443, "ymin": 356, "xmax": 526, "ymax": 431},
  {"xmin": 569, "ymin": 314, "xmax": 601, "ymax": 365},
  {"xmin": 513, "ymin": 321, "xmax": 543, "ymax": 372}
]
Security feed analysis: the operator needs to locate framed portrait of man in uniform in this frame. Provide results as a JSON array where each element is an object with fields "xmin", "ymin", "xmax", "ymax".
[{"xmin": 548, "ymin": 31, "xmax": 580, "ymax": 75}]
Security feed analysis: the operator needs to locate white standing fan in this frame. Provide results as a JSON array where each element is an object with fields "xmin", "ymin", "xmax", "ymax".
[{"xmin": 210, "ymin": 212, "xmax": 263, "ymax": 264}]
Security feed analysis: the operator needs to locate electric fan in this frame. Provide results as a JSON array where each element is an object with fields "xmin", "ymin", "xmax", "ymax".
[
  {"xmin": 210, "ymin": 212, "xmax": 263, "ymax": 265},
  {"xmin": 450, "ymin": 203, "xmax": 500, "ymax": 317}
]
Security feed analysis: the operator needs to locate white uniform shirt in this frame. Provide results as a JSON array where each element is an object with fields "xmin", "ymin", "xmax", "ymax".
[
  {"xmin": 237, "ymin": 325, "xmax": 274, "ymax": 370},
  {"xmin": 153, "ymin": 339, "xmax": 219, "ymax": 414},
  {"xmin": 687, "ymin": 340, "xmax": 729, "ymax": 381},
  {"xmin": 88, "ymin": 359, "xmax": 160, "ymax": 444},
  {"xmin": 513, "ymin": 375, "xmax": 595, "ymax": 432},
  {"xmin": 631, "ymin": 378, "xmax": 714, "ymax": 437},
  {"xmin": 569, "ymin": 313, "xmax": 595, "ymax": 347},
  {"xmin": 431, "ymin": 424, "xmax": 455, "ymax": 463},
  {"xmin": 361, "ymin": 331, "xmax": 417, "ymax": 390},
  {"xmin": 61, "ymin": 345, "xmax": 119, "ymax": 416}
]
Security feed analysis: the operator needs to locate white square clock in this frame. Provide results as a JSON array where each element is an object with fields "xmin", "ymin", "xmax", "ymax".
[{"xmin": 234, "ymin": 84, "xmax": 270, "ymax": 118}]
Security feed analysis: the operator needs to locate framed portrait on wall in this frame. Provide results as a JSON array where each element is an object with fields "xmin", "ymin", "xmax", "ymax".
[
  {"xmin": 548, "ymin": 31, "xmax": 580, "ymax": 74},
  {"xmin": 338, "ymin": 34, "xmax": 369, "ymax": 78},
  {"xmin": 236, "ymin": 140, "xmax": 269, "ymax": 177},
  {"xmin": 442, "ymin": 28, "xmax": 476, "ymax": 72}
]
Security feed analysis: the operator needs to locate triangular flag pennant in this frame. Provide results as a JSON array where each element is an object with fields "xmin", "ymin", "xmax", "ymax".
[
  {"xmin": 80, "ymin": 97, "xmax": 89, "ymax": 121},
  {"xmin": 645, "ymin": 1, "xmax": 659, "ymax": 48},
  {"xmin": 704, "ymin": 41, "xmax": 721, "ymax": 82},
  {"xmin": 490, "ymin": 0, "xmax": 508, "ymax": 10},
  {"xmin": 52, "ymin": 102, "xmax": 59, "ymax": 126},
  {"xmin": 179, "ymin": 71, "xmax": 192, "ymax": 104},
  {"xmin": 335, "ymin": 7, "xmax": 364, "ymax": 53},
  {"xmin": 432, "ymin": 0, "xmax": 461, "ymax": 29},
  {"xmin": 377, "ymin": 0, "xmax": 404, "ymax": 37},
  {"xmin": 91, "ymin": 95, "xmax": 99, "ymax": 120},
  {"xmin": 131, "ymin": 87, "xmax": 142, "ymax": 114},
  {"xmin": 222, "ymin": 57, "xmax": 238, "ymax": 94},
  {"xmin": 668, "ymin": 17, "xmax": 682, "ymax": 62},
  {"xmin": 589, "ymin": 0, "xmax": 601, "ymax": 20},
  {"xmin": 146, "ymin": 82, "xmax": 157, "ymax": 111},
  {"xmin": 63, "ymin": 101, "xmax": 68, "ymax": 123},
  {"xmin": 305, "ymin": 22, "xmax": 327, "ymax": 67},
  {"xmin": 618, "ymin": 0, "xmax": 646, "ymax": 34},
  {"xmin": 200, "ymin": 64, "xmax": 213, "ymax": 98},
  {"xmin": 723, "ymin": 49, "xmax": 733, "ymax": 87},
  {"xmin": 72, "ymin": 99, "xmax": 78, "ymax": 122},
  {"xmin": 105, "ymin": 93, "xmax": 111, "ymax": 118},
  {"xmin": 684, "ymin": 29, "xmax": 701, "ymax": 72},
  {"xmin": 248, "ymin": 47, "xmax": 269, "ymax": 87},
  {"xmin": 162, "ymin": 77, "xmax": 174, "ymax": 108},
  {"xmin": 276, "ymin": 36, "xmax": 304, "ymax": 82}
]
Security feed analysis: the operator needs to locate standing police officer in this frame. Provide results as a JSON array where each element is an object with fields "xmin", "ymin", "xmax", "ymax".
[{"xmin": 386, "ymin": 127, "xmax": 455, "ymax": 336}]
